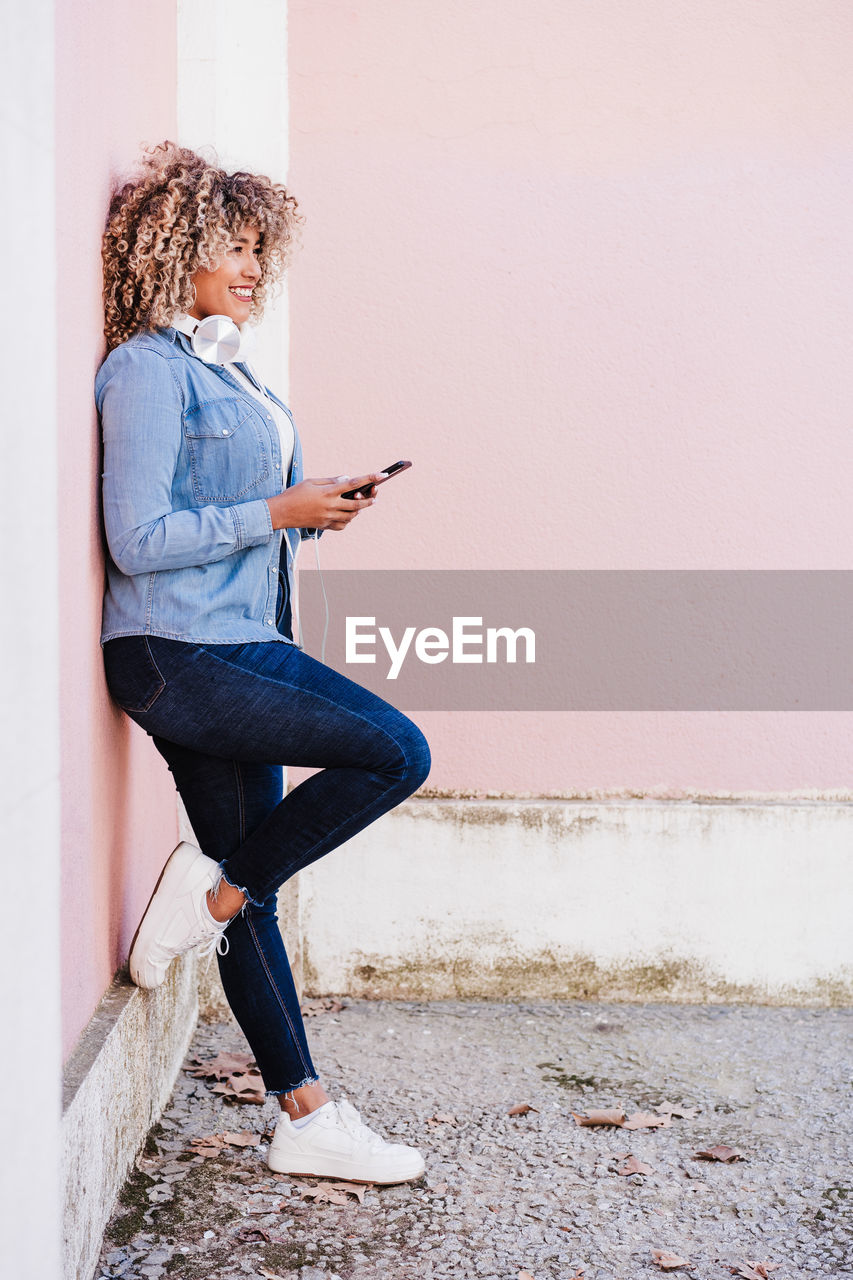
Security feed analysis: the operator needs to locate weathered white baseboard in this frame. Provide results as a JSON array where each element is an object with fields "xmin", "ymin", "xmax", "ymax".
[
  {"xmin": 298, "ymin": 798, "xmax": 853, "ymax": 1004},
  {"xmin": 61, "ymin": 955, "xmax": 199, "ymax": 1280}
]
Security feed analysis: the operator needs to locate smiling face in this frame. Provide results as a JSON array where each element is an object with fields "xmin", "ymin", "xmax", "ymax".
[{"xmin": 189, "ymin": 226, "xmax": 263, "ymax": 326}]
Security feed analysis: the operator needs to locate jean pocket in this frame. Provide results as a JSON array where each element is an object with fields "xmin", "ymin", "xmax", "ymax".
[{"xmin": 103, "ymin": 636, "xmax": 166, "ymax": 713}]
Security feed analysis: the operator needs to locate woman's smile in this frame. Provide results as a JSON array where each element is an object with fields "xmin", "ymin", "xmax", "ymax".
[{"xmin": 189, "ymin": 225, "xmax": 262, "ymax": 324}]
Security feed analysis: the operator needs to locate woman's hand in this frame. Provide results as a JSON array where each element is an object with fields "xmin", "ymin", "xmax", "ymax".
[{"xmin": 266, "ymin": 473, "xmax": 385, "ymax": 531}]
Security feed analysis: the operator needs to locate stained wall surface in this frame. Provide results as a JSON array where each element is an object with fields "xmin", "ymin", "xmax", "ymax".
[
  {"xmin": 287, "ymin": 1, "xmax": 853, "ymax": 795},
  {"xmin": 57, "ymin": 0, "xmax": 180, "ymax": 1059}
]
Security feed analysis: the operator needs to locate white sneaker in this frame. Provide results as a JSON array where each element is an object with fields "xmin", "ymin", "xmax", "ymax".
[
  {"xmin": 267, "ymin": 1099, "xmax": 425, "ymax": 1184},
  {"xmin": 128, "ymin": 841, "xmax": 230, "ymax": 989}
]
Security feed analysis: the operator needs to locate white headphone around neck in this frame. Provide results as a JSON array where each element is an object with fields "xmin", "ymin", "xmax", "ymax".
[{"xmin": 172, "ymin": 312, "xmax": 256, "ymax": 364}]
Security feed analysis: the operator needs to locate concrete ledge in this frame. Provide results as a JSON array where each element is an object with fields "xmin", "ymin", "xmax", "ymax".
[
  {"xmin": 299, "ymin": 798, "xmax": 853, "ymax": 1005},
  {"xmin": 62, "ymin": 954, "xmax": 199, "ymax": 1280}
]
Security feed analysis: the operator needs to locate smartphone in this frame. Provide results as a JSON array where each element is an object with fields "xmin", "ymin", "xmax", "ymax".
[{"xmin": 341, "ymin": 460, "xmax": 412, "ymax": 500}]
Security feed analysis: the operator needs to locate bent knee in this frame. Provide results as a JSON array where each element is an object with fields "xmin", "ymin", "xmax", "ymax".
[{"xmin": 393, "ymin": 720, "xmax": 431, "ymax": 794}]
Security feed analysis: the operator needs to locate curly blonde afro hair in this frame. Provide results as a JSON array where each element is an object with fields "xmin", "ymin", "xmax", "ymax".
[{"xmin": 102, "ymin": 141, "xmax": 302, "ymax": 350}]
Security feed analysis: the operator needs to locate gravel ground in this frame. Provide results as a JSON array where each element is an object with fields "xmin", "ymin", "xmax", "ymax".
[{"xmin": 95, "ymin": 1000, "xmax": 853, "ymax": 1280}]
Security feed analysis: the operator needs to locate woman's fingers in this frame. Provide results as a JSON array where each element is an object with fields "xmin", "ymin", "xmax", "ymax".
[
  {"xmin": 317, "ymin": 478, "xmax": 374, "ymax": 505},
  {"xmin": 277, "ymin": 475, "xmax": 382, "ymax": 531},
  {"xmin": 331, "ymin": 471, "xmax": 386, "ymax": 497}
]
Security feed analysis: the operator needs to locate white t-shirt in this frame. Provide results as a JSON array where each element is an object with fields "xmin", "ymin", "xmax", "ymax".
[{"xmin": 226, "ymin": 361, "xmax": 295, "ymax": 480}]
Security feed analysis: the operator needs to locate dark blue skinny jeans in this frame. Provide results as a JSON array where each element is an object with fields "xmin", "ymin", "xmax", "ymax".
[{"xmin": 102, "ymin": 635, "xmax": 431, "ymax": 1095}]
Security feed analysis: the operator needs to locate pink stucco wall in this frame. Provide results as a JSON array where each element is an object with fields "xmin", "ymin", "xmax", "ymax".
[
  {"xmin": 58, "ymin": 0, "xmax": 180, "ymax": 1059},
  {"xmin": 288, "ymin": 2, "xmax": 853, "ymax": 795}
]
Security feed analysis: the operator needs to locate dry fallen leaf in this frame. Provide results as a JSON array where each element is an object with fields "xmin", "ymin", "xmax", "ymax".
[
  {"xmin": 222, "ymin": 1130, "xmax": 261, "ymax": 1148},
  {"xmin": 518, "ymin": 1272, "xmax": 537, "ymax": 1280},
  {"xmin": 571, "ymin": 1108, "xmax": 626, "ymax": 1127},
  {"xmin": 623, "ymin": 1111, "xmax": 672, "ymax": 1130},
  {"xmin": 209, "ymin": 1067, "xmax": 266, "ymax": 1104},
  {"xmin": 301, "ymin": 997, "xmax": 345, "ymax": 1017},
  {"xmin": 426, "ymin": 1112, "xmax": 457, "ymax": 1126},
  {"xmin": 302, "ymin": 1186, "xmax": 349, "ymax": 1206},
  {"xmin": 651, "ymin": 1248, "xmax": 692, "ymax": 1270},
  {"xmin": 300, "ymin": 1180, "xmax": 369, "ymax": 1205},
  {"xmin": 655, "ymin": 1101, "xmax": 698, "ymax": 1119},
  {"xmin": 229, "ymin": 1068, "xmax": 266, "ymax": 1094},
  {"xmin": 259, "ymin": 1269, "xmax": 287, "ymax": 1280},
  {"xmin": 189, "ymin": 1134, "xmax": 225, "ymax": 1159},
  {"xmin": 694, "ymin": 1144, "xmax": 744, "ymax": 1163},
  {"xmin": 187, "ymin": 1052, "xmax": 255, "ymax": 1080},
  {"xmin": 618, "ymin": 1156, "xmax": 654, "ymax": 1176},
  {"xmin": 730, "ymin": 1263, "xmax": 779, "ymax": 1279},
  {"xmin": 508, "ymin": 1103, "xmax": 539, "ymax": 1116}
]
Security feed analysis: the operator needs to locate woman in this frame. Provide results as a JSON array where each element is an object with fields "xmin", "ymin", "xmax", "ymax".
[{"xmin": 98, "ymin": 141, "xmax": 430, "ymax": 1184}]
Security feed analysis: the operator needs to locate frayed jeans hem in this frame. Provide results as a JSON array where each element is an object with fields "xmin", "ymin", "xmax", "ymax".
[
  {"xmin": 215, "ymin": 863, "xmax": 265, "ymax": 909},
  {"xmin": 266, "ymin": 1074, "xmax": 321, "ymax": 1104}
]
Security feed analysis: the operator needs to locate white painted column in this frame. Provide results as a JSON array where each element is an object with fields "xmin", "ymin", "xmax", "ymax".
[
  {"xmin": 177, "ymin": 1, "xmax": 303, "ymax": 987},
  {"xmin": 178, "ymin": 0, "xmax": 291, "ymax": 391},
  {"xmin": 0, "ymin": 1, "xmax": 62, "ymax": 1276}
]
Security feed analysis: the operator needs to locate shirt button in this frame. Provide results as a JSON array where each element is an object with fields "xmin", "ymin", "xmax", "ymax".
[
  {"xmin": 266, "ymin": 414, "xmax": 272, "ymax": 421},
  {"xmin": 222, "ymin": 429, "xmax": 230, "ymax": 436},
  {"xmin": 275, "ymin": 462, "xmax": 281, "ymax": 469},
  {"xmin": 265, "ymin": 618, "xmax": 274, "ymax": 625}
]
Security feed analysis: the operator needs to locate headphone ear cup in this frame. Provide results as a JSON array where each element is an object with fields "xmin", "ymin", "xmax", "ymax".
[{"xmin": 191, "ymin": 314, "xmax": 242, "ymax": 363}]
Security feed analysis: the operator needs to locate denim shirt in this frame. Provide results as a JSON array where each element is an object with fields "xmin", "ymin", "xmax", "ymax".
[{"xmin": 97, "ymin": 326, "xmax": 311, "ymax": 646}]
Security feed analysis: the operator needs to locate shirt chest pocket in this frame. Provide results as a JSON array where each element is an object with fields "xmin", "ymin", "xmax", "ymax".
[{"xmin": 183, "ymin": 398, "xmax": 271, "ymax": 503}]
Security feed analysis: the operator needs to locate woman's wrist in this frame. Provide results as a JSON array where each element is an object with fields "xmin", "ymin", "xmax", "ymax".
[{"xmin": 266, "ymin": 492, "xmax": 295, "ymax": 530}]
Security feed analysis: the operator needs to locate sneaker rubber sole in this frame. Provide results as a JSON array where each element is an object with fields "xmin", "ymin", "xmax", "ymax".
[{"xmin": 266, "ymin": 1147, "xmax": 425, "ymax": 1184}]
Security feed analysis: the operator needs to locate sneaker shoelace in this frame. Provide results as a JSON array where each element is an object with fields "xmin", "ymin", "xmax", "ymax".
[
  {"xmin": 197, "ymin": 930, "xmax": 230, "ymax": 959},
  {"xmin": 180, "ymin": 878, "xmax": 232, "ymax": 960},
  {"xmin": 175, "ymin": 911, "xmax": 231, "ymax": 960},
  {"xmin": 336, "ymin": 1099, "xmax": 388, "ymax": 1150}
]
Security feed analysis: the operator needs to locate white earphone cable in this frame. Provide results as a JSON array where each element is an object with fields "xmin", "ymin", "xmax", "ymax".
[{"xmin": 280, "ymin": 528, "xmax": 329, "ymax": 664}]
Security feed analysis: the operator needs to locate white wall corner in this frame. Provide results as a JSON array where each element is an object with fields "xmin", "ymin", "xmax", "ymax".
[{"xmin": 0, "ymin": 1, "xmax": 62, "ymax": 1276}]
